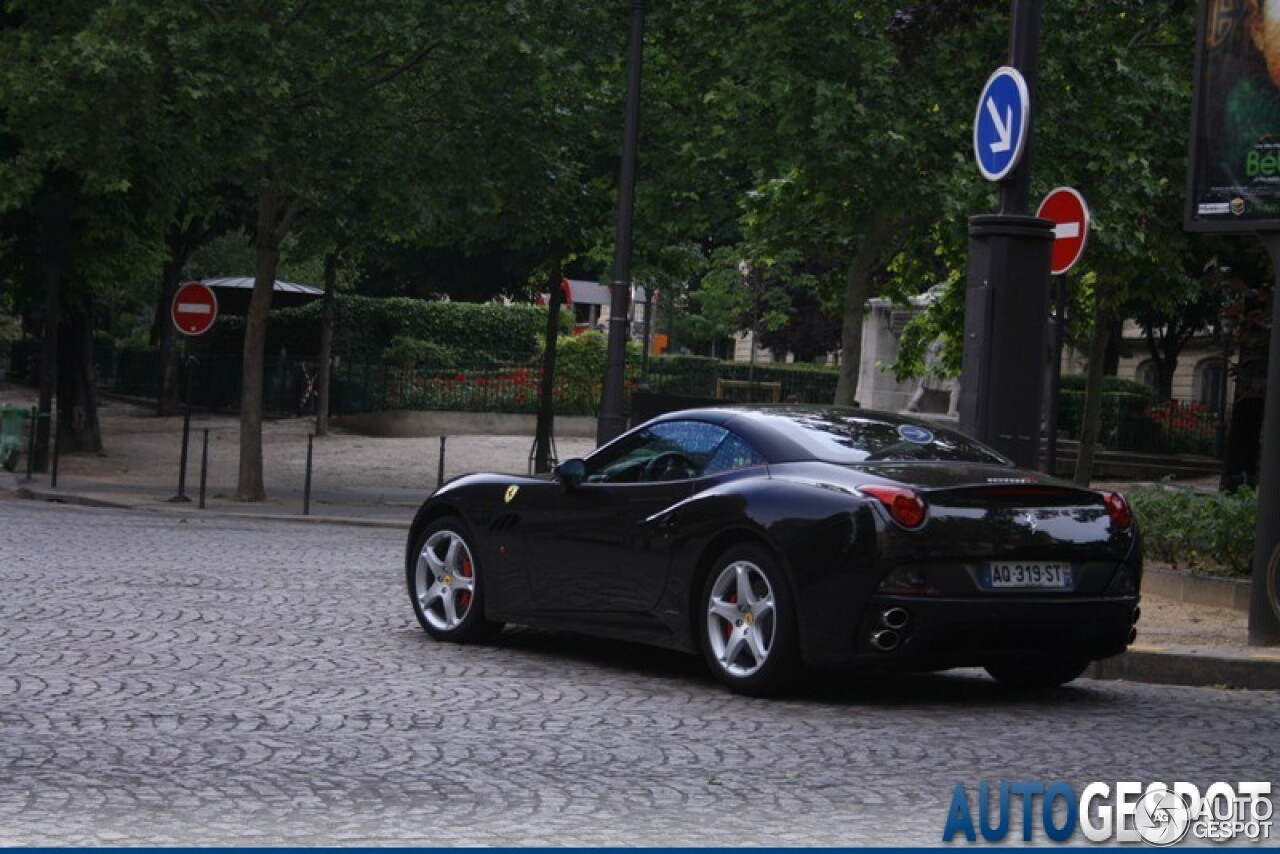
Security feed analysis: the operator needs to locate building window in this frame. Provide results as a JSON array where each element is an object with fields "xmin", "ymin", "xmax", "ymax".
[
  {"xmin": 1135, "ymin": 359, "xmax": 1159, "ymax": 390},
  {"xmin": 1194, "ymin": 357, "xmax": 1226, "ymax": 412}
]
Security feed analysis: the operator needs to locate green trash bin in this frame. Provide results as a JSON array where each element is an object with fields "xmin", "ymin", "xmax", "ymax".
[{"xmin": 0, "ymin": 405, "xmax": 31, "ymax": 472}]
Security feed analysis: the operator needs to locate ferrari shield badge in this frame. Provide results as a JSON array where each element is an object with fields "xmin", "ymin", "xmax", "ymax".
[{"xmin": 504, "ymin": 485, "xmax": 519, "ymax": 504}]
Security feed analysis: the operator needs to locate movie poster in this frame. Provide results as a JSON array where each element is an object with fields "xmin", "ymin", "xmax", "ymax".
[{"xmin": 1186, "ymin": 0, "xmax": 1280, "ymax": 231}]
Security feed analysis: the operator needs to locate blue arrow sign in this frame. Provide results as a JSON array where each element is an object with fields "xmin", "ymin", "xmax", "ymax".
[{"xmin": 973, "ymin": 66, "xmax": 1030, "ymax": 182}]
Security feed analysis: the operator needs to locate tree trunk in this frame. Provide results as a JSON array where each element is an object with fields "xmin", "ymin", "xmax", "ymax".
[
  {"xmin": 833, "ymin": 223, "xmax": 895, "ymax": 406},
  {"xmin": 236, "ymin": 164, "xmax": 286, "ymax": 502},
  {"xmin": 55, "ymin": 299, "xmax": 102, "ymax": 454},
  {"xmin": 315, "ymin": 251, "xmax": 337, "ymax": 437},
  {"xmin": 1073, "ymin": 287, "xmax": 1110, "ymax": 486}
]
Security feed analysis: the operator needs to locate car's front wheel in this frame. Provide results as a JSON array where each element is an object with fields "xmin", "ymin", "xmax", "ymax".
[
  {"xmin": 407, "ymin": 517, "xmax": 503, "ymax": 643},
  {"xmin": 699, "ymin": 544, "xmax": 800, "ymax": 696},
  {"xmin": 984, "ymin": 659, "xmax": 1089, "ymax": 690}
]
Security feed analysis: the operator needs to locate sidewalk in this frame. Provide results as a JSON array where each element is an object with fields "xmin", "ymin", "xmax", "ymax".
[{"xmin": 3, "ymin": 390, "xmax": 1278, "ymax": 690}]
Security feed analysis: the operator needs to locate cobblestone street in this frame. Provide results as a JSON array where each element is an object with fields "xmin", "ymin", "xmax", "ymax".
[{"xmin": 2, "ymin": 500, "xmax": 1276, "ymax": 846}]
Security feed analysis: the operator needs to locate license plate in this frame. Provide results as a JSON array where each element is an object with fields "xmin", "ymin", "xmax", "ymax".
[{"xmin": 982, "ymin": 561, "xmax": 1073, "ymax": 590}]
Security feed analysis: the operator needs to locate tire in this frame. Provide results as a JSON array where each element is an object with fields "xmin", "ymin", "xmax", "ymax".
[
  {"xmin": 699, "ymin": 544, "xmax": 800, "ymax": 696},
  {"xmin": 407, "ymin": 517, "xmax": 503, "ymax": 643},
  {"xmin": 984, "ymin": 659, "xmax": 1089, "ymax": 690}
]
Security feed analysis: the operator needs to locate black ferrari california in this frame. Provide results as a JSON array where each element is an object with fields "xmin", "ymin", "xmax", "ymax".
[{"xmin": 405, "ymin": 406, "xmax": 1141, "ymax": 695}]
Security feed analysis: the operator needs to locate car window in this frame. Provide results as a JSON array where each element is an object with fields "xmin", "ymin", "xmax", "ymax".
[
  {"xmin": 757, "ymin": 410, "xmax": 1011, "ymax": 465},
  {"xmin": 586, "ymin": 421, "xmax": 763, "ymax": 483}
]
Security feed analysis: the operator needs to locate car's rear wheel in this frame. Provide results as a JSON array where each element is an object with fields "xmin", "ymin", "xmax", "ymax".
[
  {"xmin": 408, "ymin": 517, "xmax": 503, "ymax": 643},
  {"xmin": 699, "ymin": 544, "xmax": 799, "ymax": 696},
  {"xmin": 984, "ymin": 659, "xmax": 1089, "ymax": 690}
]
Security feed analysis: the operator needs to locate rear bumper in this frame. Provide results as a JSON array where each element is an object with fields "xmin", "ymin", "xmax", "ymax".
[{"xmin": 806, "ymin": 594, "xmax": 1140, "ymax": 670}]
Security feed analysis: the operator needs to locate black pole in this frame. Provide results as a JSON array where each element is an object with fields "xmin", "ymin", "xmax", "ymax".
[
  {"xmin": 534, "ymin": 271, "xmax": 564, "ymax": 473},
  {"xmin": 199, "ymin": 428, "xmax": 209, "ymax": 509},
  {"xmin": 597, "ymin": 0, "xmax": 646, "ymax": 446},
  {"xmin": 1247, "ymin": 234, "xmax": 1280, "ymax": 645},
  {"xmin": 958, "ymin": 0, "xmax": 1052, "ymax": 469},
  {"xmin": 999, "ymin": 0, "xmax": 1042, "ymax": 217},
  {"xmin": 50, "ymin": 422, "xmax": 59, "ymax": 489},
  {"xmin": 303, "ymin": 433, "xmax": 314, "ymax": 516},
  {"xmin": 1046, "ymin": 275, "xmax": 1066, "ymax": 474},
  {"xmin": 1214, "ymin": 319, "xmax": 1230, "ymax": 460},
  {"xmin": 170, "ymin": 356, "xmax": 196, "ymax": 503},
  {"xmin": 437, "ymin": 436, "xmax": 447, "ymax": 488},
  {"xmin": 23, "ymin": 406, "xmax": 37, "ymax": 483}
]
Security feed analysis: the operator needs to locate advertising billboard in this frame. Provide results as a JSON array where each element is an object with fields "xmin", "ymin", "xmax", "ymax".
[{"xmin": 1186, "ymin": 0, "xmax": 1280, "ymax": 232}]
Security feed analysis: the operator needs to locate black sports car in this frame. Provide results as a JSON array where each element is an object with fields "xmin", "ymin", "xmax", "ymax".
[{"xmin": 405, "ymin": 406, "xmax": 1141, "ymax": 695}]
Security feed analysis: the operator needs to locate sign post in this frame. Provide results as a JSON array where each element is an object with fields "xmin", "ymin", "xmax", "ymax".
[
  {"xmin": 958, "ymin": 2, "xmax": 1053, "ymax": 472},
  {"xmin": 1036, "ymin": 188, "xmax": 1091, "ymax": 475},
  {"xmin": 168, "ymin": 282, "xmax": 217, "ymax": 504}
]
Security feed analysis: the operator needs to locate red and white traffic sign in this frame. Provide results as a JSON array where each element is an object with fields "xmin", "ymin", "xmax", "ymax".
[
  {"xmin": 171, "ymin": 281, "xmax": 219, "ymax": 336},
  {"xmin": 1036, "ymin": 187, "xmax": 1091, "ymax": 275}
]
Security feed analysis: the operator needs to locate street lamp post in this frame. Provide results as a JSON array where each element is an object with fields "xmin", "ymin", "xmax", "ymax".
[{"xmin": 597, "ymin": 0, "xmax": 647, "ymax": 446}]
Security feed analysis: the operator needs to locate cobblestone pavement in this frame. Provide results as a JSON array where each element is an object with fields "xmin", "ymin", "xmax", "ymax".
[{"xmin": 2, "ymin": 500, "xmax": 1277, "ymax": 846}]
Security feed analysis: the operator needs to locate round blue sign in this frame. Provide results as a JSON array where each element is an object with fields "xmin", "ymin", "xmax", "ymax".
[
  {"xmin": 899, "ymin": 424, "xmax": 934, "ymax": 444},
  {"xmin": 973, "ymin": 66, "xmax": 1030, "ymax": 182}
]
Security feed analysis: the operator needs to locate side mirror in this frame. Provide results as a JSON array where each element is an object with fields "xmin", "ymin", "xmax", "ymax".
[{"xmin": 554, "ymin": 458, "xmax": 587, "ymax": 489}]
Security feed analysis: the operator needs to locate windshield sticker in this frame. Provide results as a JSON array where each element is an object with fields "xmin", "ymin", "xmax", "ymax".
[{"xmin": 899, "ymin": 424, "xmax": 934, "ymax": 444}]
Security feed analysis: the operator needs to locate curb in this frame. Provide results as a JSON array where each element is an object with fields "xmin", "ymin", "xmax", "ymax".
[
  {"xmin": 6, "ymin": 485, "xmax": 412, "ymax": 530},
  {"xmin": 1092, "ymin": 645, "xmax": 1280, "ymax": 691},
  {"xmin": 1144, "ymin": 566, "xmax": 1251, "ymax": 613}
]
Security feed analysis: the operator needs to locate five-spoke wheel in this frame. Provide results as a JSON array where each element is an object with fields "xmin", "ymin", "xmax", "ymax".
[
  {"xmin": 700, "ymin": 544, "xmax": 798, "ymax": 695},
  {"xmin": 408, "ymin": 517, "xmax": 502, "ymax": 642}
]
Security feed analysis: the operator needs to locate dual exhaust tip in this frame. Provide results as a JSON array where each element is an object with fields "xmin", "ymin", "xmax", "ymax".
[{"xmin": 871, "ymin": 607, "xmax": 910, "ymax": 651}]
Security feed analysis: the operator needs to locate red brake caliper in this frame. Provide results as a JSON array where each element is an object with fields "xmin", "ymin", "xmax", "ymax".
[
  {"xmin": 458, "ymin": 556, "xmax": 473, "ymax": 611},
  {"xmin": 722, "ymin": 592, "xmax": 736, "ymax": 639}
]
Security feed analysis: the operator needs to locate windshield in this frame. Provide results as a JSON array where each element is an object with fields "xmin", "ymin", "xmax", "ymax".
[{"xmin": 756, "ymin": 410, "xmax": 1012, "ymax": 466}]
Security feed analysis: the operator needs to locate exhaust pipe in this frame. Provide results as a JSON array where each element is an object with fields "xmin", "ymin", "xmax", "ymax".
[
  {"xmin": 881, "ymin": 607, "xmax": 909, "ymax": 630},
  {"xmin": 871, "ymin": 629, "xmax": 900, "ymax": 651}
]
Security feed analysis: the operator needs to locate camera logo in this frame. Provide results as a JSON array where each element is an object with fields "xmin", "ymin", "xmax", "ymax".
[{"xmin": 1135, "ymin": 789, "xmax": 1192, "ymax": 846}]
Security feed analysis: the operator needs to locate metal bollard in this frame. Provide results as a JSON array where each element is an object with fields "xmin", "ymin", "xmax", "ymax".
[
  {"xmin": 50, "ymin": 424, "xmax": 59, "ymax": 489},
  {"xmin": 23, "ymin": 407, "xmax": 37, "ymax": 483},
  {"xmin": 303, "ymin": 433, "xmax": 314, "ymax": 516},
  {"xmin": 437, "ymin": 436, "xmax": 447, "ymax": 488},
  {"xmin": 198, "ymin": 429, "xmax": 209, "ymax": 509},
  {"xmin": 169, "ymin": 356, "xmax": 196, "ymax": 503}
]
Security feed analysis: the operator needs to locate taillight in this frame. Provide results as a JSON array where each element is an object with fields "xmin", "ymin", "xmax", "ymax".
[
  {"xmin": 1102, "ymin": 491, "xmax": 1133, "ymax": 529},
  {"xmin": 859, "ymin": 485, "xmax": 927, "ymax": 529}
]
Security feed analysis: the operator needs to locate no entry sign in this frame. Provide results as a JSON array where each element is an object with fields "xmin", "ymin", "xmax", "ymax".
[
  {"xmin": 1036, "ymin": 187, "xmax": 1091, "ymax": 275},
  {"xmin": 171, "ymin": 281, "xmax": 219, "ymax": 336}
]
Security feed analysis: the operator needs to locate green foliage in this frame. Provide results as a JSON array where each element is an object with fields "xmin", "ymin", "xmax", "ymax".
[
  {"xmin": 552, "ymin": 332, "xmax": 641, "ymax": 416},
  {"xmin": 717, "ymin": 360, "xmax": 840, "ymax": 405},
  {"xmin": 647, "ymin": 354, "xmax": 721, "ymax": 397},
  {"xmin": 382, "ymin": 336, "xmax": 460, "ymax": 370},
  {"xmin": 204, "ymin": 295, "xmax": 546, "ymax": 363},
  {"xmin": 1129, "ymin": 484, "xmax": 1257, "ymax": 575}
]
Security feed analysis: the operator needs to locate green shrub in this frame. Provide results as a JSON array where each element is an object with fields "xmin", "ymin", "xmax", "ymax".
[
  {"xmin": 382, "ymin": 336, "xmax": 459, "ymax": 369},
  {"xmin": 202, "ymin": 295, "xmax": 547, "ymax": 364},
  {"xmin": 1129, "ymin": 483, "xmax": 1256, "ymax": 575}
]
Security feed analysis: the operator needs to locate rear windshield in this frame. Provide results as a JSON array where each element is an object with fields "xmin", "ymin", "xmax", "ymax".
[{"xmin": 756, "ymin": 411, "xmax": 1011, "ymax": 465}]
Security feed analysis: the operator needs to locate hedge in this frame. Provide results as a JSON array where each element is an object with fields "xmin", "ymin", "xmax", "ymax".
[{"xmin": 201, "ymin": 295, "xmax": 548, "ymax": 363}]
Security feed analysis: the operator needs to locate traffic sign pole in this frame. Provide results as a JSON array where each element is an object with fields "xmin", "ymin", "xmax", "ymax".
[{"xmin": 959, "ymin": 0, "xmax": 1050, "ymax": 471}]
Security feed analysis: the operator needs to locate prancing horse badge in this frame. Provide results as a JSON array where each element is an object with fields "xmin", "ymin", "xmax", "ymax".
[{"xmin": 504, "ymin": 485, "xmax": 519, "ymax": 504}]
